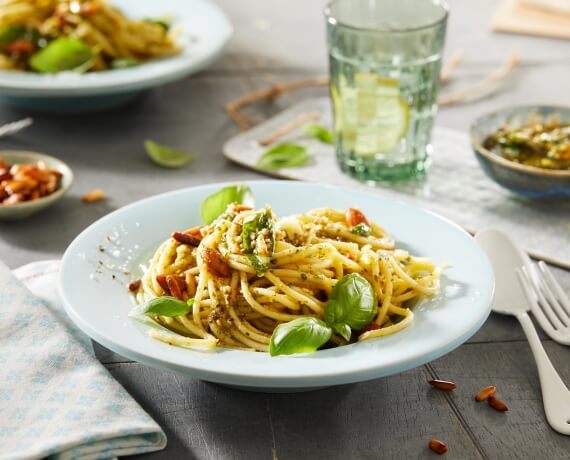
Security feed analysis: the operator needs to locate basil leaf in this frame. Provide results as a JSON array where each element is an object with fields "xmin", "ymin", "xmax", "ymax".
[
  {"xmin": 330, "ymin": 317, "xmax": 352, "ymax": 341},
  {"xmin": 242, "ymin": 207, "xmax": 275, "ymax": 275},
  {"xmin": 324, "ymin": 273, "xmax": 377, "ymax": 334},
  {"xmin": 28, "ymin": 37, "xmax": 94, "ymax": 73},
  {"xmin": 144, "ymin": 139, "xmax": 195, "ymax": 168},
  {"xmin": 256, "ymin": 143, "xmax": 309, "ymax": 170},
  {"xmin": 248, "ymin": 254, "xmax": 270, "ymax": 276},
  {"xmin": 242, "ymin": 207, "xmax": 275, "ymax": 255},
  {"xmin": 143, "ymin": 296, "xmax": 193, "ymax": 317},
  {"xmin": 269, "ymin": 317, "xmax": 332, "ymax": 356},
  {"xmin": 201, "ymin": 184, "xmax": 254, "ymax": 225},
  {"xmin": 145, "ymin": 17, "xmax": 172, "ymax": 31},
  {"xmin": 305, "ymin": 124, "xmax": 334, "ymax": 144},
  {"xmin": 0, "ymin": 25, "xmax": 27, "ymax": 46},
  {"xmin": 111, "ymin": 58, "xmax": 139, "ymax": 69},
  {"xmin": 351, "ymin": 223, "xmax": 372, "ymax": 236},
  {"xmin": 242, "ymin": 216, "xmax": 256, "ymax": 253}
]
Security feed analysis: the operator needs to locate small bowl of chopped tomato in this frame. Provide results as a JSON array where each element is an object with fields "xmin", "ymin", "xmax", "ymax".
[
  {"xmin": 0, "ymin": 151, "xmax": 73, "ymax": 220},
  {"xmin": 470, "ymin": 105, "xmax": 570, "ymax": 198}
]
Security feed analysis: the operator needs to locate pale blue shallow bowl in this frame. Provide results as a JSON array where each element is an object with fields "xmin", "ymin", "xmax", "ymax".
[
  {"xmin": 0, "ymin": 0, "xmax": 232, "ymax": 113},
  {"xmin": 470, "ymin": 105, "xmax": 570, "ymax": 198},
  {"xmin": 59, "ymin": 181, "xmax": 494, "ymax": 392}
]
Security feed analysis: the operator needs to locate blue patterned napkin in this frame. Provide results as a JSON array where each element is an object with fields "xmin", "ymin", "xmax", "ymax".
[{"xmin": 0, "ymin": 260, "xmax": 166, "ymax": 460}]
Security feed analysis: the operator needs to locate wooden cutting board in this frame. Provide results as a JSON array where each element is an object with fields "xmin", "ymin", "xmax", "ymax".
[{"xmin": 492, "ymin": 0, "xmax": 570, "ymax": 40}]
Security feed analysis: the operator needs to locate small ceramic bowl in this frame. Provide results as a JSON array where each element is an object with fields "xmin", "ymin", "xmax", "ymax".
[
  {"xmin": 0, "ymin": 151, "xmax": 73, "ymax": 220},
  {"xmin": 470, "ymin": 105, "xmax": 570, "ymax": 198}
]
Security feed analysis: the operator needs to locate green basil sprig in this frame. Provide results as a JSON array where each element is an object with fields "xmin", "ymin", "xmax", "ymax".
[
  {"xmin": 269, "ymin": 317, "xmax": 332, "ymax": 356},
  {"xmin": 242, "ymin": 207, "xmax": 275, "ymax": 275},
  {"xmin": 0, "ymin": 25, "xmax": 28, "ymax": 47},
  {"xmin": 351, "ymin": 223, "xmax": 372, "ymax": 236},
  {"xmin": 144, "ymin": 17, "xmax": 172, "ymax": 31},
  {"xmin": 200, "ymin": 184, "xmax": 254, "ymax": 225},
  {"xmin": 269, "ymin": 273, "xmax": 379, "ymax": 356},
  {"xmin": 304, "ymin": 124, "xmax": 334, "ymax": 144},
  {"xmin": 324, "ymin": 273, "xmax": 377, "ymax": 341},
  {"xmin": 257, "ymin": 143, "xmax": 309, "ymax": 170},
  {"xmin": 28, "ymin": 37, "xmax": 94, "ymax": 73},
  {"xmin": 143, "ymin": 296, "xmax": 194, "ymax": 317}
]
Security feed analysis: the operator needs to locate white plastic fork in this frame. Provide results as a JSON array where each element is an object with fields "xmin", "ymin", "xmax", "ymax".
[{"xmin": 518, "ymin": 261, "xmax": 570, "ymax": 346}]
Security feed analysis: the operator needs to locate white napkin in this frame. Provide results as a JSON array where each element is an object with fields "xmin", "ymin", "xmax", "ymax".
[{"xmin": 0, "ymin": 260, "xmax": 167, "ymax": 460}]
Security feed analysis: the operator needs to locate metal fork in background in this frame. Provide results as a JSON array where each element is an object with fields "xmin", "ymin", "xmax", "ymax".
[{"xmin": 517, "ymin": 261, "xmax": 570, "ymax": 346}]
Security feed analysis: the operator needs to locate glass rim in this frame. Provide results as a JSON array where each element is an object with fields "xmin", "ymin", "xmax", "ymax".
[{"xmin": 324, "ymin": 0, "xmax": 449, "ymax": 34}]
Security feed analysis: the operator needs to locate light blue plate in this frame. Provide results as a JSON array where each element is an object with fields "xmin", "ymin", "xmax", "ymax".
[
  {"xmin": 0, "ymin": 0, "xmax": 232, "ymax": 113},
  {"xmin": 59, "ymin": 181, "xmax": 494, "ymax": 391}
]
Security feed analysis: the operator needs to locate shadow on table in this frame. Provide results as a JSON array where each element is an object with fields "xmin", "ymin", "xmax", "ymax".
[{"xmin": 0, "ymin": 195, "xmax": 117, "ymax": 258}]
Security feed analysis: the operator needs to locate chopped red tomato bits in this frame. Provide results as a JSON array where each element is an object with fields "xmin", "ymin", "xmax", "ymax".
[
  {"xmin": 5, "ymin": 40, "xmax": 35, "ymax": 54},
  {"xmin": 346, "ymin": 208, "xmax": 370, "ymax": 227}
]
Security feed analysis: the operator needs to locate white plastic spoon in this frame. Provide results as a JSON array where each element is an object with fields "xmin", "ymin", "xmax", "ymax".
[{"xmin": 475, "ymin": 228, "xmax": 570, "ymax": 435}]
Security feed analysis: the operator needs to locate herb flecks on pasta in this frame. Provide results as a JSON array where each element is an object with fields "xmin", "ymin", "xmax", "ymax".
[
  {"xmin": 130, "ymin": 200, "xmax": 441, "ymax": 355},
  {"xmin": 0, "ymin": 0, "xmax": 179, "ymax": 73}
]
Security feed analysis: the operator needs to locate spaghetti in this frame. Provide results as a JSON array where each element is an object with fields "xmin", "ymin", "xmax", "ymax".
[
  {"xmin": 0, "ymin": 0, "xmax": 179, "ymax": 72},
  {"xmin": 131, "ymin": 203, "xmax": 442, "ymax": 354}
]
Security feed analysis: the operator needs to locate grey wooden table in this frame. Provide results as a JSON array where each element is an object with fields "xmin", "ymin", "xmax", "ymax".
[{"xmin": 1, "ymin": 1, "xmax": 570, "ymax": 458}]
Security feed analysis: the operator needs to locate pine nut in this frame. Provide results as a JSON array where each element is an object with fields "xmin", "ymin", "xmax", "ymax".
[
  {"xmin": 475, "ymin": 385, "xmax": 496, "ymax": 401},
  {"xmin": 428, "ymin": 379, "xmax": 457, "ymax": 391},
  {"xmin": 428, "ymin": 439, "xmax": 448, "ymax": 454}
]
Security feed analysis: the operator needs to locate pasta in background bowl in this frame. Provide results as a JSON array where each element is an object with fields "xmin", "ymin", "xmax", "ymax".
[
  {"xmin": 0, "ymin": 0, "xmax": 232, "ymax": 112},
  {"xmin": 0, "ymin": 0, "xmax": 180, "ymax": 72},
  {"xmin": 60, "ymin": 181, "xmax": 494, "ymax": 391}
]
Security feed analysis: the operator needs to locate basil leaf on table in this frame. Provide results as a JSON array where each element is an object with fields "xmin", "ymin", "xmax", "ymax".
[
  {"xmin": 28, "ymin": 37, "xmax": 94, "ymax": 73},
  {"xmin": 304, "ymin": 124, "xmax": 334, "ymax": 144},
  {"xmin": 143, "ymin": 296, "xmax": 194, "ymax": 317},
  {"xmin": 256, "ymin": 143, "xmax": 308, "ymax": 170},
  {"xmin": 201, "ymin": 184, "xmax": 254, "ymax": 224},
  {"xmin": 269, "ymin": 317, "xmax": 332, "ymax": 356},
  {"xmin": 111, "ymin": 58, "xmax": 139, "ymax": 69},
  {"xmin": 144, "ymin": 140, "xmax": 195, "ymax": 168},
  {"xmin": 324, "ymin": 273, "xmax": 377, "ymax": 340}
]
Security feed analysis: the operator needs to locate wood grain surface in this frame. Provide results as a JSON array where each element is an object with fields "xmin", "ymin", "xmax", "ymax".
[{"xmin": 1, "ymin": 0, "xmax": 569, "ymax": 458}]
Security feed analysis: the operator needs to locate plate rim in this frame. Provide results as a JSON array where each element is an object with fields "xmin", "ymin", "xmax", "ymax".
[{"xmin": 60, "ymin": 180, "xmax": 495, "ymax": 387}]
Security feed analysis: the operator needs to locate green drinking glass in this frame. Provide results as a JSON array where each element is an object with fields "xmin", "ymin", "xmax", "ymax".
[{"xmin": 325, "ymin": 0, "xmax": 449, "ymax": 182}]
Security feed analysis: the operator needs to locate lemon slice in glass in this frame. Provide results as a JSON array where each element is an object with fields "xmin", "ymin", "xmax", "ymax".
[{"xmin": 354, "ymin": 74, "xmax": 410, "ymax": 156}]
